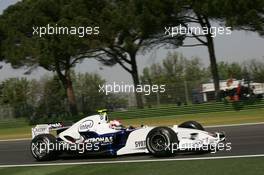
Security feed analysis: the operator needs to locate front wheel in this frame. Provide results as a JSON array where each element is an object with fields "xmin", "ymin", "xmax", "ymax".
[{"xmin": 146, "ymin": 127, "xmax": 179, "ymax": 157}]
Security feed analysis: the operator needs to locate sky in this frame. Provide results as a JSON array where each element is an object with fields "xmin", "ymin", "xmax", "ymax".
[{"xmin": 0, "ymin": 0, "xmax": 264, "ymax": 83}]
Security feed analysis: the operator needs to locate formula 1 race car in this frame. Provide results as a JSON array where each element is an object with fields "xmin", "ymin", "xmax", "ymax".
[{"xmin": 30, "ymin": 110, "xmax": 226, "ymax": 161}]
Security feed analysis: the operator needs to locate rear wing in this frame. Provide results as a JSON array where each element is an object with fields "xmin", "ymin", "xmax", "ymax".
[{"xmin": 31, "ymin": 123, "xmax": 69, "ymax": 139}]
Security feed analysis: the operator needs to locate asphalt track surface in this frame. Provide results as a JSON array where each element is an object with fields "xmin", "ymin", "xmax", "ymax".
[{"xmin": 0, "ymin": 124, "xmax": 264, "ymax": 166}]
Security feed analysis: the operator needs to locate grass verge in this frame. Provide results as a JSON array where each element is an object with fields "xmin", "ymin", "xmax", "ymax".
[
  {"xmin": 0, "ymin": 119, "xmax": 32, "ymax": 139},
  {"xmin": 120, "ymin": 108, "xmax": 264, "ymax": 126},
  {"xmin": 0, "ymin": 156, "xmax": 264, "ymax": 175}
]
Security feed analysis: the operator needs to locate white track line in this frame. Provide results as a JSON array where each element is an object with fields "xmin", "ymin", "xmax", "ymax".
[
  {"xmin": 0, "ymin": 154, "xmax": 264, "ymax": 168},
  {"xmin": 1, "ymin": 122, "xmax": 264, "ymax": 142},
  {"xmin": 0, "ymin": 138, "xmax": 31, "ymax": 142},
  {"xmin": 205, "ymin": 122, "xmax": 264, "ymax": 128}
]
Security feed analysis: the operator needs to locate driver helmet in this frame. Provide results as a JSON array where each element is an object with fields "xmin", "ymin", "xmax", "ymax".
[{"xmin": 109, "ymin": 120, "xmax": 122, "ymax": 129}]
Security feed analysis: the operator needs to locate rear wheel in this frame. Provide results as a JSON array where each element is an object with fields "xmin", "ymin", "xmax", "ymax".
[
  {"xmin": 179, "ymin": 121, "xmax": 204, "ymax": 131},
  {"xmin": 30, "ymin": 134, "xmax": 58, "ymax": 161},
  {"xmin": 146, "ymin": 127, "xmax": 178, "ymax": 157}
]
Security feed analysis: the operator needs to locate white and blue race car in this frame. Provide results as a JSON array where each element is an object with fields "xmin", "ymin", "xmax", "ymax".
[{"xmin": 30, "ymin": 110, "xmax": 226, "ymax": 161}]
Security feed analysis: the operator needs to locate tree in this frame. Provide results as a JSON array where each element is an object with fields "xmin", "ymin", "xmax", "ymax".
[
  {"xmin": 141, "ymin": 52, "xmax": 209, "ymax": 105},
  {"xmin": 218, "ymin": 0, "xmax": 264, "ymax": 35},
  {"xmin": 246, "ymin": 59, "xmax": 264, "ymax": 83},
  {"xmin": 173, "ymin": 0, "xmax": 264, "ymax": 100},
  {"xmin": 0, "ymin": 0, "xmax": 103, "ymax": 115},
  {"xmin": 217, "ymin": 61, "xmax": 243, "ymax": 80},
  {"xmin": 96, "ymin": 0, "xmax": 184, "ymax": 108},
  {"xmin": 34, "ymin": 76, "xmax": 67, "ymax": 121},
  {"xmin": 0, "ymin": 17, "xmax": 5, "ymax": 64},
  {"xmin": 169, "ymin": 0, "xmax": 225, "ymax": 100},
  {"xmin": 73, "ymin": 72, "xmax": 107, "ymax": 115},
  {"xmin": 0, "ymin": 78, "xmax": 32, "ymax": 117}
]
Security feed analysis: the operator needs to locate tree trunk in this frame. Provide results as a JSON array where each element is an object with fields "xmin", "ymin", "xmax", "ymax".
[
  {"xmin": 206, "ymin": 34, "xmax": 220, "ymax": 101},
  {"xmin": 196, "ymin": 14, "xmax": 221, "ymax": 101},
  {"xmin": 54, "ymin": 60, "xmax": 78, "ymax": 115},
  {"xmin": 130, "ymin": 53, "xmax": 144, "ymax": 109},
  {"xmin": 65, "ymin": 71, "xmax": 78, "ymax": 115}
]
